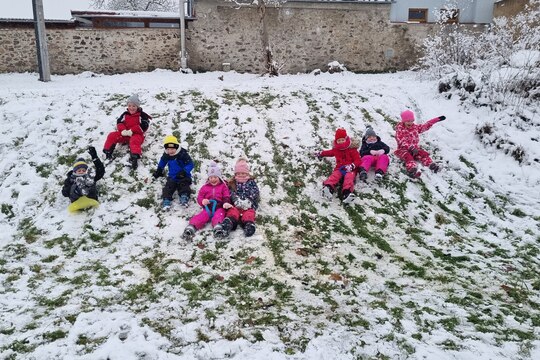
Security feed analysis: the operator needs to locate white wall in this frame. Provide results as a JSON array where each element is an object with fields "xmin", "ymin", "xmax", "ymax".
[{"xmin": 390, "ymin": 0, "xmax": 496, "ymax": 24}]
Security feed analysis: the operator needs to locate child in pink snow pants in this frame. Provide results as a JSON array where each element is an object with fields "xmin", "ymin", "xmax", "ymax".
[
  {"xmin": 358, "ymin": 126, "xmax": 390, "ymax": 182},
  {"xmin": 316, "ymin": 128, "xmax": 361, "ymax": 203},
  {"xmin": 182, "ymin": 161, "xmax": 230, "ymax": 240},
  {"xmin": 395, "ymin": 110, "xmax": 446, "ymax": 178}
]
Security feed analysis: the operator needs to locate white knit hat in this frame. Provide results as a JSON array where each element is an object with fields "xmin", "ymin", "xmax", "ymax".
[{"xmin": 207, "ymin": 161, "xmax": 222, "ymax": 178}]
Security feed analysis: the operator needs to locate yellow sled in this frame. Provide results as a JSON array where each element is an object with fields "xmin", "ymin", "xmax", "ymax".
[{"xmin": 68, "ymin": 196, "xmax": 99, "ymax": 213}]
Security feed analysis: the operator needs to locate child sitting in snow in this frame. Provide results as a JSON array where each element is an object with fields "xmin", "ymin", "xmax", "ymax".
[
  {"xmin": 358, "ymin": 126, "xmax": 390, "ymax": 182},
  {"xmin": 315, "ymin": 128, "xmax": 361, "ymax": 203},
  {"xmin": 182, "ymin": 161, "xmax": 231, "ymax": 240},
  {"xmin": 395, "ymin": 110, "xmax": 446, "ymax": 178},
  {"xmin": 62, "ymin": 146, "xmax": 105, "ymax": 203},
  {"xmin": 221, "ymin": 158, "xmax": 260, "ymax": 238},
  {"xmin": 102, "ymin": 94, "xmax": 152, "ymax": 169},
  {"xmin": 152, "ymin": 135, "xmax": 194, "ymax": 210}
]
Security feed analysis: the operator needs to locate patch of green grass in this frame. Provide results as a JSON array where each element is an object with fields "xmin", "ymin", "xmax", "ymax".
[
  {"xmin": 1, "ymin": 203, "xmax": 15, "ymax": 219},
  {"xmin": 17, "ymin": 217, "xmax": 43, "ymax": 243},
  {"xmin": 511, "ymin": 208, "xmax": 527, "ymax": 218},
  {"xmin": 42, "ymin": 329, "xmax": 68, "ymax": 341}
]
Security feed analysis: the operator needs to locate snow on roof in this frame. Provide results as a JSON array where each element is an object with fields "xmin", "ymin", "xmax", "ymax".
[{"xmin": 71, "ymin": 9, "xmax": 181, "ymax": 19}]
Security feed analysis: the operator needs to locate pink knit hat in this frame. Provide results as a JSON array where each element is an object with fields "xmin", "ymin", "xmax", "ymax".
[
  {"xmin": 400, "ymin": 110, "xmax": 415, "ymax": 122},
  {"xmin": 235, "ymin": 158, "xmax": 250, "ymax": 174}
]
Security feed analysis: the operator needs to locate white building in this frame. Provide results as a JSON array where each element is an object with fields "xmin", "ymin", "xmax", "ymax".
[{"xmin": 390, "ymin": 0, "xmax": 498, "ymax": 24}]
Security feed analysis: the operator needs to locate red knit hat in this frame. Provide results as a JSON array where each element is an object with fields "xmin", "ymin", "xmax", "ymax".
[{"xmin": 335, "ymin": 128, "xmax": 348, "ymax": 141}]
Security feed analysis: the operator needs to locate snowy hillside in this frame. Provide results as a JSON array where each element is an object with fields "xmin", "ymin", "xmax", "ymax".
[{"xmin": 0, "ymin": 70, "xmax": 539, "ymax": 360}]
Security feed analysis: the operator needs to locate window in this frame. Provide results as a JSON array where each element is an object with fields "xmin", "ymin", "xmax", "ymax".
[
  {"xmin": 408, "ymin": 8, "xmax": 428, "ymax": 23},
  {"xmin": 439, "ymin": 9, "xmax": 459, "ymax": 24}
]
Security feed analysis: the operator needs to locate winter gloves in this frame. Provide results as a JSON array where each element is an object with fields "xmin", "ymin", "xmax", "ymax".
[
  {"xmin": 313, "ymin": 152, "xmax": 322, "ymax": 160},
  {"xmin": 438, "ymin": 116, "xmax": 446, "ymax": 121},
  {"xmin": 343, "ymin": 164, "xmax": 355, "ymax": 172},
  {"xmin": 176, "ymin": 170, "xmax": 187, "ymax": 180},
  {"xmin": 235, "ymin": 198, "xmax": 252, "ymax": 210},
  {"xmin": 88, "ymin": 146, "xmax": 98, "ymax": 160},
  {"xmin": 409, "ymin": 146, "xmax": 419, "ymax": 156},
  {"xmin": 121, "ymin": 129, "xmax": 133, "ymax": 137},
  {"xmin": 152, "ymin": 168, "xmax": 163, "ymax": 179},
  {"xmin": 370, "ymin": 149, "xmax": 385, "ymax": 156}
]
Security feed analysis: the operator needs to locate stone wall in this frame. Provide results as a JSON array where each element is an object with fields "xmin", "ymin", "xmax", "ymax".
[
  {"xmin": 494, "ymin": 0, "xmax": 529, "ymax": 18},
  {"xmin": 188, "ymin": 0, "xmax": 441, "ymax": 73},
  {"xmin": 0, "ymin": 0, "xmax": 457, "ymax": 75},
  {"xmin": 0, "ymin": 28, "xmax": 180, "ymax": 74}
]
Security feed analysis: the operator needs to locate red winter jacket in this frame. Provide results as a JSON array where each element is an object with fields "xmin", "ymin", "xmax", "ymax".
[
  {"xmin": 320, "ymin": 138, "xmax": 361, "ymax": 170},
  {"xmin": 116, "ymin": 108, "xmax": 151, "ymax": 136},
  {"xmin": 395, "ymin": 118, "xmax": 440, "ymax": 150}
]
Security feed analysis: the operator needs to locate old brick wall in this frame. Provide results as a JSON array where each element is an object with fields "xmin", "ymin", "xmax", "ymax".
[{"xmin": 0, "ymin": 28, "xmax": 180, "ymax": 74}]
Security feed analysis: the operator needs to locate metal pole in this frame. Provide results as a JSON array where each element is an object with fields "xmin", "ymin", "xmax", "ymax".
[
  {"xmin": 179, "ymin": 0, "xmax": 188, "ymax": 71},
  {"xmin": 32, "ymin": 0, "xmax": 51, "ymax": 82}
]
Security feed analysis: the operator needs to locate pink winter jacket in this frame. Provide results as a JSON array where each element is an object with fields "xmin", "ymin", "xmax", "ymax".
[
  {"xmin": 395, "ymin": 117, "xmax": 440, "ymax": 150},
  {"xmin": 196, "ymin": 181, "xmax": 231, "ymax": 208}
]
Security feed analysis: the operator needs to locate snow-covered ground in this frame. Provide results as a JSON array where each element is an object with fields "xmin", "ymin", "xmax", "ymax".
[{"xmin": 0, "ymin": 70, "xmax": 539, "ymax": 359}]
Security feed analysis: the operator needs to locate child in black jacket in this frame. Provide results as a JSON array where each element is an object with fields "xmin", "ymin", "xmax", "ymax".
[
  {"xmin": 358, "ymin": 126, "xmax": 390, "ymax": 182},
  {"xmin": 62, "ymin": 147, "xmax": 105, "ymax": 202}
]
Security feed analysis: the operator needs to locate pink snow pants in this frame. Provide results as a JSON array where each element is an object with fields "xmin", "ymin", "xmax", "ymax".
[
  {"xmin": 189, "ymin": 208, "xmax": 226, "ymax": 230},
  {"xmin": 103, "ymin": 131, "xmax": 144, "ymax": 155},
  {"xmin": 360, "ymin": 155, "xmax": 390, "ymax": 173},
  {"xmin": 395, "ymin": 147, "xmax": 432, "ymax": 171},
  {"xmin": 324, "ymin": 169, "xmax": 356, "ymax": 192}
]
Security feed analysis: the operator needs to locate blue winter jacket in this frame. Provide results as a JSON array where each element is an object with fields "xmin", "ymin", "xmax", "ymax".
[{"xmin": 157, "ymin": 148, "xmax": 194, "ymax": 181}]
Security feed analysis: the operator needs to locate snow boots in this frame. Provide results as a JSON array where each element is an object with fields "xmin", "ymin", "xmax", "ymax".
[
  {"xmin": 407, "ymin": 167, "xmax": 421, "ymax": 179},
  {"xmin": 213, "ymin": 224, "xmax": 227, "ymax": 239},
  {"xmin": 375, "ymin": 169, "xmax": 384, "ymax": 182},
  {"xmin": 179, "ymin": 193, "xmax": 189, "ymax": 207},
  {"xmin": 358, "ymin": 169, "xmax": 368, "ymax": 182},
  {"xmin": 429, "ymin": 163, "xmax": 440, "ymax": 173},
  {"xmin": 342, "ymin": 190, "xmax": 356, "ymax": 204},
  {"xmin": 129, "ymin": 154, "xmax": 139, "ymax": 169},
  {"xmin": 244, "ymin": 222, "xmax": 256, "ymax": 237},
  {"xmin": 162, "ymin": 198, "xmax": 172, "ymax": 210},
  {"xmin": 322, "ymin": 185, "xmax": 334, "ymax": 200},
  {"xmin": 182, "ymin": 225, "xmax": 195, "ymax": 240}
]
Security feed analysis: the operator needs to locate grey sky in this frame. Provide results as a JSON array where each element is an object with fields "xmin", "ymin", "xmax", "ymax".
[{"xmin": 0, "ymin": 0, "xmax": 92, "ymax": 20}]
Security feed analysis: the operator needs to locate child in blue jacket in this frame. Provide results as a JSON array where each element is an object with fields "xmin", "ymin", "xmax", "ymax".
[{"xmin": 152, "ymin": 135, "xmax": 194, "ymax": 209}]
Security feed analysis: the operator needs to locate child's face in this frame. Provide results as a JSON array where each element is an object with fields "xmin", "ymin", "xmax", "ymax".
[
  {"xmin": 165, "ymin": 147, "xmax": 176, "ymax": 155},
  {"xmin": 403, "ymin": 122, "xmax": 413, "ymax": 128},
  {"xmin": 74, "ymin": 168, "xmax": 87, "ymax": 175},
  {"xmin": 235, "ymin": 172, "xmax": 250, "ymax": 181},
  {"xmin": 336, "ymin": 138, "xmax": 346, "ymax": 144},
  {"xmin": 127, "ymin": 103, "xmax": 138, "ymax": 114},
  {"xmin": 208, "ymin": 176, "xmax": 220, "ymax": 185},
  {"xmin": 366, "ymin": 136, "xmax": 377, "ymax": 143}
]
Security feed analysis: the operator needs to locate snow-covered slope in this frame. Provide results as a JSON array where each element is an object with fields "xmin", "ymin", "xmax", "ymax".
[{"xmin": 0, "ymin": 70, "xmax": 539, "ymax": 359}]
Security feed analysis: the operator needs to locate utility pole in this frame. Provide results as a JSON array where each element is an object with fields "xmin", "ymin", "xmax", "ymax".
[
  {"xmin": 32, "ymin": 0, "xmax": 51, "ymax": 82},
  {"xmin": 179, "ymin": 0, "xmax": 188, "ymax": 72}
]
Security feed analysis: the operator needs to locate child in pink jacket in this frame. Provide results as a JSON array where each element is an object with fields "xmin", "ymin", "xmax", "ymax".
[
  {"xmin": 395, "ymin": 110, "xmax": 446, "ymax": 178},
  {"xmin": 182, "ymin": 161, "xmax": 231, "ymax": 240}
]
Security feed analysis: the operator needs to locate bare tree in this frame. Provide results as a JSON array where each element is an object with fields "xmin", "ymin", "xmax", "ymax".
[
  {"xmin": 231, "ymin": 0, "xmax": 287, "ymax": 76},
  {"xmin": 91, "ymin": 0, "xmax": 178, "ymax": 11}
]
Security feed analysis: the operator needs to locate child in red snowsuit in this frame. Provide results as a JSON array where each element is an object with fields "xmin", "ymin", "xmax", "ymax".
[
  {"xmin": 102, "ymin": 94, "xmax": 151, "ymax": 169},
  {"xmin": 395, "ymin": 110, "xmax": 446, "ymax": 178},
  {"xmin": 317, "ymin": 128, "xmax": 361, "ymax": 203}
]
